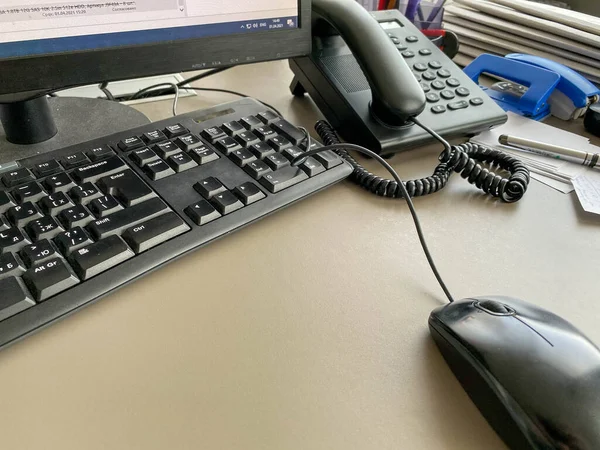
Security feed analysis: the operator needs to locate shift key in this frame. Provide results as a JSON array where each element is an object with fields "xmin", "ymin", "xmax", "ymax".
[
  {"xmin": 69, "ymin": 235, "xmax": 134, "ymax": 280},
  {"xmin": 87, "ymin": 197, "xmax": 169, "ymax": 240}
]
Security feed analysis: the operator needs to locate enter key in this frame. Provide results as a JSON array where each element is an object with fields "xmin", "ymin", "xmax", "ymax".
[{"xmin": 97, "ymin": 169, "xmax": 155, "ymax": 206}]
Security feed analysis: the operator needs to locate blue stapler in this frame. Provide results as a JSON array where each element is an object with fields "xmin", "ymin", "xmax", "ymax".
[{"xmin": 463, "ymin": 53, "xmax": 600, "ymax": 121}]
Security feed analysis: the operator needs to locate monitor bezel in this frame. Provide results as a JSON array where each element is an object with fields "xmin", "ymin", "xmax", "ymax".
[{"xmin": 0, "ymin": 0, "xmax": 310, "ymax": 102}]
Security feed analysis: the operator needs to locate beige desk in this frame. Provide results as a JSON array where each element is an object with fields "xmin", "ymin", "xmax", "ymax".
[{"xmin": 1, "ymin": 60, "xmax": 599, "ymax": 450}]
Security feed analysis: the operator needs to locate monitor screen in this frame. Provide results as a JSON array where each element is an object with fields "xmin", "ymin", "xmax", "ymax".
[{"xmin": 0, "ymin": 0, "xmax": 299, "ymax": 58}]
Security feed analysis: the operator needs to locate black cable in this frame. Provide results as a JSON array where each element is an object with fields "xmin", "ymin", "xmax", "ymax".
[
  {"xmin": 291, "ymin": 139, "xmax": 455, "ymax": 304},
  {"xmin": 99, "ymin": 81, "xmax": 115, "ymax": 101},
  {"xmin": 176, "ymin": 67, "xmax": 232, "ymax": 87}
]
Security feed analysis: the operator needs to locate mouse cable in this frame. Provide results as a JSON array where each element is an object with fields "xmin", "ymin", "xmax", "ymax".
[
  {"xmin": 291, "ymin": 134, "xmax": 455, "ymax": 304},
  {"xmin": 314, "ymin": 120, "xmax": 530, "ymax": 202}
]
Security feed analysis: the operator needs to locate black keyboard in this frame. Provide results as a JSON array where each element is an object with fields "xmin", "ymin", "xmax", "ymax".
[{"xmin": 0, "ymin": 98, "xmax": 352, "ymax": 349}]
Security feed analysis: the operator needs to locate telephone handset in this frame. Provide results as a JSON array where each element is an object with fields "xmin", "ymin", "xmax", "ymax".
[{"xmin": 290, "ymin": 1, "xmax": 508, "ymax": 155}]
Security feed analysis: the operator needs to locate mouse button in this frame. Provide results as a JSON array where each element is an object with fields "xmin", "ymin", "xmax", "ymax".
[{"xmin": 475, "ymin": 300, "xmax": 515, "ymax": 316}]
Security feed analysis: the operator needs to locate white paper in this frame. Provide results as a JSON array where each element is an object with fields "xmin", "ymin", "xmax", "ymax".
[{"xmin": 572, "ymin": 171, "xmax": 600, "ymax": 215}]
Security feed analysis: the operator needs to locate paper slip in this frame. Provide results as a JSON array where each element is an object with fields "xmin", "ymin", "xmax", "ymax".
[{"xmin": 572, "ymin": 171, "xmax": 600, "ymax": 216}]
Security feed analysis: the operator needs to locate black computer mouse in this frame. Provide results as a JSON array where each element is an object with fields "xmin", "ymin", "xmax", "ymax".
[{"xmin": 428, "ymin": 296, "xmax": 600, "ymax": 450}]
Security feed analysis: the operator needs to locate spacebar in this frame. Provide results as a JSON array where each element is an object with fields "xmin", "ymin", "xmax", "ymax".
[{"xmin": 86, "ymin": 198, "xmax": 169, "ymax": 240}]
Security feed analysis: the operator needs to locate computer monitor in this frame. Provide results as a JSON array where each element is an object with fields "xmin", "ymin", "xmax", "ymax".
[{"xmin": 0, "ymin": 0, "xmax": 310, "ymax": 147}]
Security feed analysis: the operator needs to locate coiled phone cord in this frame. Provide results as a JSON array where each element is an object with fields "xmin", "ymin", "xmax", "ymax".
[{"xmin": 314, "ymin": 119, "xmax": 531, "ymax": 202}]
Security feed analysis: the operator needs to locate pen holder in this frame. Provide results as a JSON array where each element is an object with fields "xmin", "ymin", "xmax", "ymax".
[{"xmin": 397, "ymin": 0, "xmax": 445, "ymax": 30}]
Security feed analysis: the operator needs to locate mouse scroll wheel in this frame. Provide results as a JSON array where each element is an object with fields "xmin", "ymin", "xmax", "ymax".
[{"xmin": 476, "ymin": 300, "xmax": 514, "ymax": 315}]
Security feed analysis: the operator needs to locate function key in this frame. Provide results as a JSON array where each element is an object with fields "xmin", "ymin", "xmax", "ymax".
[
  {"xmin": 189, "ymin": 146, "xmax": 220, "ymax": 165},
  {"xmin": 43, "ymin": 172, "xmax": 75, "ymax": 193},
  {"xmin": 184, "ymin": 200, "xmax": 221, "ymax": 226},
  {"xmin": 2, "ymin": 168, "xmax": 34, "ymax": 188},
  {"xmin": 222, "ymin": 121, "xmax": 245, "ymax": 136},
  {"xmin": 143, "ymin": 160, "xmax": 175, "ymax": 181},
  {"xmin": 257, "ymin": 111, "xmax": 280, "ymax": 124},
  {"xmin": 426, "ymin": 93, "xmax": 440, "ymax": 103},
  {"xmin": 62, "ymin": 152, "xmax": 90, "ymax": 170},
  {"xmin": 153, "ymin": 141, "xmax": 180, "ymax": 159},
  {"xmin": 446, "ymin": 78, "xmax": 461, "ymax": 88},
  {"xmin": 448, "ymin": 100, "xmax": 470, "ymax": 110},
  {"xmin": 431, "ymin": 81, "xmax": 445, "ymax": 90},
  {"xmin": 229, "ymin": 149, "xmax": 257, "ymax": 167},
  {"xmin": 194, "ymin": 177, "xmax": 226, "ymax": 199},
  {"xmin": 20, "ymin": 240, "xmax": 60, "ymax": 268},
  {"xmin": 210, "ymin": 191, "xmax": 244, "ymax": 215},
  {"xmin": 54, "ymin": 227, "xmax": 94, "ymax": 256},
  {"xmin": 413, "ymin": 63, "xmax": 428, "ymax": 72},
  {"xmin": 406, "ymin": 35, "xmax": 419, "ymax": 43},
  {"xmin": 240, "ymin": 116, "xmax": 263, "ymax": 130},
  {"xmin": 69, "ymin": 183, "xmax": 102, "ymax": 205},
  {"xmin": 428, "ymin": 60, "xmax": 443, "ymax": 69},
  {"xmin": 173, "ymin": 133, "xmax": 203, "ymax": 151},
  {"xmin": 431, "ymin": 105, "xmax": 447, "ymax": 114},
  {"xmin": 456, "ymin": 87, "xmax": 471, "ymax": 97},
  {"xmin": 167, "ymin": 152, "xmax": 197, "ymax": 173},
  {"xmin": 88, "ymin": 145, "xmax": 115, "ymax": 162},
  {"xmin": 437, "ymin": 69, "xmax": 451, "ymax": 78},
  {"xmin": 32, "ymin": 160, "xmax": 61, "ymax": 178},
  {"xmin": 233, "ymin": 182, "xmax": 265, "ymax": 206},
  {"xmin": 470, "ymin": 97, "xmax": 484, "ymax": 106},
  {"xmin": 0, "ymin": 228, "xmax": 31, "ymax": 253},
  {"xmin": 236, "ymin": 131, "xmax": 260, "ymax": 148},
  {"xmin": 12, "ymin": 182, "xmax": 45, "ymax": 204},
  {"xmin": 26, "ymin": 216, "xmax": 63, "ymax": 241},
  {"xmin": 142, "ymin": 130, "xmax": 167, "ymax": 144},
  {"xmin": 244, "ymin": 160, "xmax": 272, "ymax": 180},
  {"xmin": 401, "ymin": 50, "xmax": 415, "ymax": 58},
  {"xmin": 419, "ymin": 48, "xmax": 432, "ymax": 55},
  {"xmin": 39, "ymin": 192, "xmax": 75, "ymax": 216},
  {"xmin": 215, "ymin": 137, "xmax": 242, "ymax": 155},
  {"xmin": 440, "ymin": 90, "xmax": 456, "ymax": 100},
  {"xmin": 254, "ymin": 125, "xmax": 277, "ymax": 141},
  {"xmin": 130, "ymin": 147, "xmax": 160, "ymax": 167},
  {"xmin": 117, "ymin": 136, "xmax": 144, "ymax": 151},
  {"xmin": 422, "ymin": 71, "xmax": 436, "ymax": 81},
  {"xmin": 201, "ymin": 126, "xmax": 227, "ymax": 143},
  {"xmin": 6, "ymin": 202, "xmax": 43, "ymax": 227},
  {"xmin": 420, "ymin": 82, "xmax": 431, "ymax": 93},
  {"xmin": 0, "ymin": 192, "xmax": 15, "ymax": 214},
  {"xmin": 260, "ymin": 166, "xmax": 308, "ymax": 193},
  {"xmin": 163, "ymin": 123, "xmax": 188, "ymax": 138}
]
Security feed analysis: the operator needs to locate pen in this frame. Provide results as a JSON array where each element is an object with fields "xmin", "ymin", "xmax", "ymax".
[{"xmin": 499, "ymin": 134, "xmax": 599, "ymax": 169}]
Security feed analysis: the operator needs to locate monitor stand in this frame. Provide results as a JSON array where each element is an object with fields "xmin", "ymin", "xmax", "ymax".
[{"xmin": 0, "ymin": 96, "xmax": 151, "ymax": 164}]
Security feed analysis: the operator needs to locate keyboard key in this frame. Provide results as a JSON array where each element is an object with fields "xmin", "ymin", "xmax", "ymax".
[
  {"xmin": 236, "ymin": 131, "xmax": 260, "ymax": 148},
  {"xmin": 23, "ymin": 257, "xmax": 79, "ymax": 301},
  {"xmin": 240, "ymin": 115, "xmax": 262, "ymax": 130},
  {"xmin": 0, "ymin": 253, "xmax": 26, "ymax": 280},
  {"xmin": 68, "ymin": 236, "xmax": 134, "ymax": 280},
  {"xmin": 153, "ymin": 141, "xmax": 181, "ymax": 159},
  {"xmin": 222, "ymin": 121, "xmax": 245, "ymax": 136},
  {"xmin": 2, "ymin": 168, "xmax": 34, "ymax": 188},
  {"xmin": 42, "ymin": 172, "xmax": 75, "ymax": 193},
  {"xmin": 194, "ymin": 177, "xmax": 227, "ymax": 199},
  {"xmin": 166, "ymin": 152, "xmax": 196, "ymax": 173},
  {"xmin": 0, "ymin": 277, "xmax": 35, "ymax": 321},
  {"xmin": 122, "ymin": 212, "xmax": 189, "ymax": 253},
  {"xmin": 58, "ymin": 205, "xmax": 94, "ymax": 229},
  {"xmin": 174, "ymin": 133, "xmax": 203, "ymax": 151},
  {"xmin": 406, "ymin": 35, "xmax": 419, "ymax": 43},
  {"xmin": 401, "ymin": 50, "xmax": 415, "ymax": 58},
  {"xmin": 0, "ymin": 191, "xmax": 15, "ymax": 214},
  {"xmin": 244, "ymin": 160, "xmax": 272, "ymax": 180},
  {"xmin": 87, "ymin": 145, "xmax": 115, "ymax": 162},
  {"xmin": 201, "ymin": 126, "xmax": 226, "ymax": 143},
  {"xmin": 429, "ymin": 60, "xmax": 443, "ymax": 69},
  {"xmin": 250, "ymin": 142, "xmax": 276, "ymax": 159},
  {"xmin": 300, "ymin": 157, "xmax": 326, "ymax": 177},
  {"xmin": 215, "ymin": 137, "xmax": 242, "ymax": 155},
  {"xmin": 98, "ymin": 169, "xmax": 155, "ymax": 206},
  {"xmin": 440, "ymin": 90, "xmax": 456, "ymax": 100},
  {"xmin": 141, "ymin": 130, "xmax": 167, "ymax": 144},
  {"xmin": 260, "ymin": 167, "xmax": 308, "ymax": 193},
  {"xmin": 7, "ymin": 202, "xmax": 43, "ymax": 227},
  {"xmin": 210, "ymin": 191, "xmax": 244, "ymax": 215},
  {"xmin": 39, "ymin": 192, "xmax": 75, "ymax": 216},
  {"xmin": 431, "ymin": 105, "xmax": 447, "ymax": 114},
  {"xmin": 422, "ymin": 71, "xmax": 436, "ymax": 81},
  {"xmin": 130, "ymin": 147, "xmax": 160, "ymax": 167},
  {"xmin": 87, "ymin": 197, "xmax": 168, "ymax": 240},
  {"xmin": 184, "ymin": 200, "xmax": 221, "ymax": 225},
  {"xmin": 54, "ymin": 227, "xmax": 93, "ymax": 256},
  {"xmin": 0, "ymin": 228, "xmax": 31, "ymax": 253},
  {"xmin": 163, "ymin": 123, "xmax": 188, "ymax": 138},
  {"xmin": 233, "ymin": 182, "xmax": 265, "ymax": 205},
  {"xmin": 270, "ymin": 120, "xmax": 305, "ymax": 145},
  {"xmin": 314, "ymin": 150, "xmax": 343, "ymax": 169},
  {"xmin": 269, "ymin": 136, "xmax": 293, "ymax": 151},
  {"xmin": 143, "ymin": 160, "xmax": 175, "ymax": 181},
  {"xmin": 420, "ymin": 82, "xmax": 431, "ymax": 93},
  {"xmin": 12, "ymin": 182, "xmax": 45, "ymax": 204},
  {"xmin": 69, "ymin": 183, "xmax": 102, "ymax": 205},
  {"xmin": 413, "ymin": 62, "xmax": 428, "ymax": 72},
  {"xmin": 61, "ymin": 152, "xmax": 90, "ymax": 170},
  {"xmin": 254, "ymin": 125, "xmax": 277, "ymax": 141},
  {"xmin": 265, "ymin": 153, "xmax": 290, "ymax": 170},
  {"xmin": 448, "ymin": 100, "xmax": 470, "ymax": 110},
  {"xmin": 71, "ymin": 156, "xmax": 127, "ymax": 184},
  {"xmin": 189, "ymin": 146, "xmax": 220, "ymax": 165},
  {"xmin": 26, "ymin": 216, "xmax": 64, "ymax": 241},
  {"xmin": 32, "ymin": 160, "xmax": 61, "ymax": 178},
  {"xmin": 257, "ymin": 111, "xmax": 279, "ymax": 124},
  {"xmin": 426, "ymin": 93, "xmax": 440, "ymax": 103},
  {"xmin": 419, "ymin": 48, "xmax": 432, "ymax": 55},
  {"xmin": 456, "ymin": 87, "xmax": 470, "ymax": 97},
  {"xmin": 0, "ymin": 216, "xmax": 8, "ymax": 231},
  {"xmin": 470, "ymin": 97, "xmax": 484, "ymax": 106},
  {"xmin": 229, "ymin": 149, "xmax": 257, "ymax": 167},
  {"xmin": 118, "ymin": 136, "xmax": 144, "ymax": 151},
  {"xmin": 431, "ymin": 81, "xmax": 445, "ymax": 90},
  {"xmin": 20, "ymin": 240, "xmax": 60, "ymax": 267},
  {"xmin": 281, "ymin": 146, "xmax": 304, "ymax": 162},
  {"xmin": 446, "ymin": 78, "xmax": 461, "ymax": 88},
  {"xmin": 437, "ymin": 69, "xmax": 451, "ymax": 78},
  {"xmin": 89, "ymin": 195, "xmax": 123, "ymax": 218}
]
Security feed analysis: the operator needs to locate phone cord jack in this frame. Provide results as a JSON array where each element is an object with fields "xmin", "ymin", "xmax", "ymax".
[{"xmin": 314, "ymin": 120, "xmax": 530, "ymax": 203}]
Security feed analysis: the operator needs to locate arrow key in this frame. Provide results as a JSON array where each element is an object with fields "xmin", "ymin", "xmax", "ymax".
[
  {"xmin": 210, "ymin": 190, "xmax": 244, "ymax": 215},
  {"xmin": 184, "ymin": 200, "xmax": 221, "ymax": 225}
]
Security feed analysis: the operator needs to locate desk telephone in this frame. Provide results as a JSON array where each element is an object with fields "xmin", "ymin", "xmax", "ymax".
[{"xmin": 290, "ymin": 1, "xmax": 507, "ymax": 155}]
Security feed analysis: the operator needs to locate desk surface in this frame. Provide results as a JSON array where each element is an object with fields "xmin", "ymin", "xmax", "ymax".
[{"xmin": 1, "ymin": 60, "xmax": 599, "ymax": 450}]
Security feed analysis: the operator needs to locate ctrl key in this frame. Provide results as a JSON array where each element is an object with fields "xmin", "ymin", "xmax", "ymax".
[
  {"xmin": 0, "ymin": 277, "xmax": 35, "ymax": 321},
  {"xmin": 22, "ymin": 257, "xmax": 79, "ymax": 302}
]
